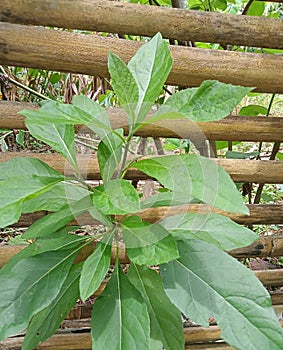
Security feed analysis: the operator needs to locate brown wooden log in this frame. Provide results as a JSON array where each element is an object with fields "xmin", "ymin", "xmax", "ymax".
[
  {"xmin": 1, "ymin": 23, "xmax": 283, "ymax": 93},
  {"xmin": 1, "ymin": 101, "xmax": 283, "ymax": 142},
  {"xmin": 1, "ymin": 152, "xmax": 283, "ymax": 183},
  {"xmin": 13, "ymin": 203, "xmax": 283, "ymax": 227},
  {"xmin": 254, "ymin": 269, "xmax": 283, "ymax": 287},
  {"xmin": 1, "ymin": 232, "xmax": 283, "ymax": 267},
  {"xmin": 1, "ymin": 321, "xmax": 283, "ymax": 350},
  {"xmin": 271, "ymin": 292, "xmax": 283, "ymax": 306},
  {"xmin": 1, "ymin": 0, "xmax": 282, "ymax": 49},
  {"xmin": 230, "ymin": 234, "xmax": 283, "ymax": 258}
]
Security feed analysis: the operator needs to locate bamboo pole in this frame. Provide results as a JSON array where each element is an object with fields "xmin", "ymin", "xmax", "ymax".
[
  {"xmin": 12, "ymin": 204, "xmax": 283, "ymax": 227},
  {"xmin": 1, "ymin": 101, "xmax": 283, "ymax": 142},
  {"xmin": 1, "ymin": 23, "xmax": 283, "ymax": 93},
  {"xmin": 0, "ymin": 0, "xmax": 282, "ymax": 49},
  {"xmin": 1, "ymin": 322, "xmax": 282, "ymax": 349},
  {"xmin": 1, "ymin": 234, "xmax": 283, "ymax": 268},
  {"xmin": 1, "ymin": 152, "xmax": 283, "ymax": 183}
]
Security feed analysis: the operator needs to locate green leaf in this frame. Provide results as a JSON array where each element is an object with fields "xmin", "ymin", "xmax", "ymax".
[
  {"xmin": 128, "ymin": 264, "xmax": 184, "ymax": 350},
  {"xmin": 247, "ymin": 1, "xmax": 265, "ymax": 16},
  {"xmin": 72, "ymin": 95, "xmax": 113, "ymax": 138},
  {"xmin": 151, "ymin": 80, "xmax": 252, "ymax": 122},
  {"xmin": 26, "ymin": 121, "xmax": 78, "ymax": 169},
  {"xmin": 122, "ymin": 216, "xmax": 170, "ymax": 248},
  {"xmin": 22, "ymin": 196, "xmax": 97, "ymax": 239},
  {"xmin": 80, "ymin": 235, "xmax": 113, "ymax": 301},
  {"xmin": 0, "ymin": 157, "xmax": 63, "ymax": 180},
  {"xmin": 22, "ymin": 263, "xmax": 82, "ymax": 350},
  {"xmin": 92, "ymin": 179, "xmax": 140, "ymax": 215},
  {"xmin": 239, "ymin": 104, "xmax": 268, "ymax": 116},
  {"xmin": 127, "ymin": 234, "xmax": 179, "ymax": 265},
  {"xmin": 20, "ymin": 98, "xmax": 112, "ymax": 139},
  {"xmin": 160, "ymin": 240, "xmax": 283, "ymax": 349},
  {"xmin": 159, "ymin": 212, "xmax": 258, "ymax": 250},
  {"xmin": 0, "ymin": 175, "xmax": 63, "ymax": 228},
  {"xmin": 226, "ymin": 150, "xmax": 259, "ymax": 159},
  {"xmin": 108, "ymin": 51, "xmax": 139, "ymax": 122},
  {"xmin": 0, "ymin": 249, "xmax": 77, "ymax": 340},
  {"xmin": 128, "ymin": 33, "xmax": 173, "ymax": 123},
  {"xmin": 1, "ymin": 227, "xmax": 85, "ymax": 274},
  {"xmin": 91, "ymin": 263, "xmax": 150, "ymax": 349},
  {"xmin": 98, "ymin": 130, "xmax": 124, "ymax": 183},
  {"xmin": 133, "ymin": 154, "xmax": 249, "ymax": 214},
  {"xmin": 23, "ymin": 181, "xmax": 91, "ymax": 213}
]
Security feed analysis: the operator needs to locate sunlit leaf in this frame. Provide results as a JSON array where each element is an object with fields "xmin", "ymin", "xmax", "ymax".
[
  {"xmin": 133, "ymin": 154, "xmax": 249, "ymax": 214},
  {"xmin": 159, "ymin": 212, "xmax": 258, "ymax": 250}
]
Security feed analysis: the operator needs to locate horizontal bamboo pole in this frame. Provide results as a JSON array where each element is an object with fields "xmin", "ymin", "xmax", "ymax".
[
  {"xmin": 1, "ymin": 321, "xmax": 282, "ymax": 350},
  {"xmin": 13, "ymin": 203, "xmax": 283, "ymax": 227},
  {"xmin": 1, "ymin": 23, "xmax": 283, "ymax": 93},
  {"xmin": 1, "ymin": 234, "xmax": 283, "ymax": 269},
  {"xmin": 1, "ymin": 0, "xmax": 282, "ymax": 49},
  {"xmin": 1, "ymin": 152, "xmax": 283, "ymax": 184},
  {"xmin": 1, "ymin": 101, "xmax": 283, "ymax": 142}
]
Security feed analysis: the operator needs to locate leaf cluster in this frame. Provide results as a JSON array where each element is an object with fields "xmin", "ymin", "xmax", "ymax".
[{"xmin": 0, "ymin": 33, "xmax": 282, "ymax": 350}]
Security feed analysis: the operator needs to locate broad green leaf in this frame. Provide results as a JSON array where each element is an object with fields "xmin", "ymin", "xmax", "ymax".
[
  {"xmin": 26, "ymin": 121, "xmax": 78, "ymax": 169},
  {"xmin": 91, "ymin": 263, "xmax": 150, "ymax": 349},
  {"xmin": 132, "ymin": 154, "xmax": 249, "ymax": 214},
  {"xmin": 159, "ymin": 212, "xmax": 258, "ymax": 250},
  {"xmin": 0, "ymin": 175, "xmax": 63, "ymax": 228},
  {"xmin": 0, "ymin": 249, "xmax": 78, "ymax": 340},
  {"xmin": 22, "ymin": 196, "xmax": 103, "ymax": 239},
  {"xmin": 23, "ymin": 181, "xmax": 91, "ymax": 213},
  {"xmin": 22, "ymin": 263, "xmax": 82, "ymax": 350},
  {"xmin": 97, "ymin": 130, "xmax": 124, "ymax": 183},
  {"xmin": 128, "ymin": 264, "xmax": 184, "ymax": 350},
  {"xmin": 160, "ymin": 240, "xmax": 283, "ymax": 350},
  {"xmin": 122, "ymin": 216, "xmax": 170, "ymax": 248},
  {"xmin": 151, "ymin": 80, "xmax": 252, "ymax": 123},
  {"xmin": 72, "ymin": 95, "xmax": 114, "ymax": 138},
  {"xmin": 80, "ymin": 234, "xmax": 113, "ymax": 301},
  {"xmin": 108, "ymin": 51, "xmax": 139, "ymax": 122},
  {"xmin": 0, "ymin": 157, "xmax": 63, "ymax": 180},
  {"xmin": 128, "ymin": 33, "xmax": 173, "ymax": 123},
  {"xmin": 92, "ymin": 179, "xmax": 140, "ymax": 215},
  {"xmin": 127, "ymin": 234, "xmax": 179, "ymax": 265},
  {"xmin": 141, "ymin": 191, "xmax": 201, "ymax": 209},
  {"xmin": 239, "ymin": 104, "xmax": 268, "ymax": 116},
  {"xmin": 247, "ymin": 1, "xmax": 265, "ymax": 16},
  {"xmin": 1, "ymin": 227, "xmax": 85, "ymax": 274},
  {"xmin": 20, "ymin": 98, "xmax": 112, "ymax": 139}
]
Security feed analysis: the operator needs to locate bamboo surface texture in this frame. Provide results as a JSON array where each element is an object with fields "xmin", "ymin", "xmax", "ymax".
[
  {"xmin": 0, "ymin": 322, "xmax": 282, "ymax": 350},
  {"xmin": 1, "ymin": 234, "xmax": 283, "ymax": 268},
  {"xmin": 1, "ymin": 152, "xmax": 283, "ymax": 184},
  {"xmin": 1, "ymin": 22, "xmax": 283, "ymax": 93},
  {"xmin": 1, "ymin": 101, "xmax": 283, "ymax": 142},
  {"xmin": 0, "ymin": 0, "xmax": 282, "ymax": 49}
]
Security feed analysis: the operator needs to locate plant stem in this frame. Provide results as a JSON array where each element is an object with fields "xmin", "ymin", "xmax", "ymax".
[{"xmin": 0, "ymin": 66, "xmax": 52, "ymax": 101}]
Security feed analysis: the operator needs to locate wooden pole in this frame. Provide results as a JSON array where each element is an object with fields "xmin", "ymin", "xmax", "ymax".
[
  {"xmin": 1, "ymin": 234, "xmax": 283, "ymax": 269},
  {"xmin": 0, "ymin": 321, "xmax": 282, "ymax": 349},
  {"xmin": 1, "ymin": 23, "xmax": 283, "ymax": 93},
  {"xmin": 1, "ymin": 152, "xmax": 283, "ymax": 184},
  {"xmin": 0, "ymin": 0, "xmax": 282, "ymax": 49},
  {"xmin": 1, "ymin": 101, "xmax": 283, "ymax": 142}
]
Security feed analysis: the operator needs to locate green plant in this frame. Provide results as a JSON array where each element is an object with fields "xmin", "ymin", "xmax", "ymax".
[{"xmin": 0, "ymin": 33, "xmax": 282, "ymax": 350}]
